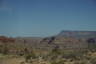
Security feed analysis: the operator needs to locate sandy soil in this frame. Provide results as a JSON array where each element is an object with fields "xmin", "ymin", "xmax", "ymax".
[{"xmin": 0, "ymin": 57, "xmax": 25, "ymax": 64}]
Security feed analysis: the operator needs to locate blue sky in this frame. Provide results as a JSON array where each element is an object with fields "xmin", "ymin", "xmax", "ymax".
[{"xmin": 0, "ymin": 0, "xmax": 96, "ymax": 37}]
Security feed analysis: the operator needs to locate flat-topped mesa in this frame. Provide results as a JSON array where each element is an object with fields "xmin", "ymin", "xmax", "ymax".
[
  {"xmin": 40, "ymin": 30, "xmax": 96, "ymax": 50},
  {"xmin": 57, "ymin": 30, "xmax": 96, "ymax": 38}
]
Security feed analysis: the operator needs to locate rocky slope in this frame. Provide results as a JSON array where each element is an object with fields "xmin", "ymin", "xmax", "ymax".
[
  {"xmin": 0, "ymin": 30, "xmax": 96, "ymax": 51},
  {"xmin": 40, "ymin": 30, "xmax": 96, "ymax": 50}
]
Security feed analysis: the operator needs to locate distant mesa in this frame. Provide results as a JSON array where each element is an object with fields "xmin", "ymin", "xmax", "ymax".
[
  {"xmin": 40, "ymin": 30, "xmax": 96, "ymax": 50},
  {"xmin": 0, "ymin": 36, "xmax": 15, "ymax": 43},
  {"xmin": 0, "ymin": 30, "xmax": 96, "ymax": 50},
  {"xmin": 57, "ymin": 30, "xmax": 96, "ymax": 38}
]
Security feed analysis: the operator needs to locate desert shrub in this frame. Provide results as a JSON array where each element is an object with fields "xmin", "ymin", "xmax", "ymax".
[
  {"xmin": 20, "ymin": 61, "xmax": 25, "ymax": 64},
  {"xmin": 24, "ymin": 48, "xmax": 29, "ymax": 54},
  {"xmin": 90, "ymin": 57, "xmax": 96, "ymax": 64},
  {"xmin": 47, "ymin": 46, "xmax": 61, "ymax": 61},
  {"xmin": 74, "ymin": 61, "xmax": 80, "ymax": 64},
  {"xmin": 62, "ymin": 51, "xmax": 86, "ymax": 61},
  {"xmin": 24, "ymin": 49, "xmax": 36, "ymax": 62},
  {"xmin": 51, "ymin": 60, "xmax": 64, "ymax": 64},
  {"xmin": 25, "ymin": 53, "xmax": 36, "ymax": 62},
  {"xmin": 87, "ymin": 38, "xmax": 96, "ymax": 50},
  {"xmin": 51, "ymin": 46, "xmax": 61, "ymax": 55},
  {"xmin": 19, "ymin": 52, "xmax": 24, "ymax": 56},
  {"xmin": 25, "ymin": 54, "xmax": 32, "ymax": 62},
  {"xmin": 79, "ymin": 60, "xmax": 89, "ymax": 64},
  {"xmin": 62, "ymin": 51, "xmax": 77, "ymax": 59},
  {"xmin": 0, "ymin": 45, "xmax": 3, "ymax": 53},
  {"xmin": 51, "ymin": 61, "xmax": 57, "ymax": 64},
  {"xmin": 57, "ymin": 60, "xmax": 65, "ymax": 64}
]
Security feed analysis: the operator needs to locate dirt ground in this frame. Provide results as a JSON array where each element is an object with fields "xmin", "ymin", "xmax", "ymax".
[{"xmin": 0, "ymin": 57, "xmax": 25, "ymax": 64}]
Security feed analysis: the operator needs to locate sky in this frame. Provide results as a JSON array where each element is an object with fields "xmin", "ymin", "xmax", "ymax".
[{"xmin": 0, "ymin": 0, "xmax": 96, "ymax": 37}]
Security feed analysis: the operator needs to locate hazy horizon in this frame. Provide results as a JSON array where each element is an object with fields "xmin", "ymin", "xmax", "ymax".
[{"xmin": 0, "ymin": 0, "xmax": 96, "ymax": 37}]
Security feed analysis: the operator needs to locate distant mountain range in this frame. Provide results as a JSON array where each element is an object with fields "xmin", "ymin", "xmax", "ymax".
[
  {"xmin": 0, "ymin": 30, "xmax": 96, "ymax": 50},
  {"xmin": 57, "ymin": 30, "xmax": 96, "ymax": 38}
]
